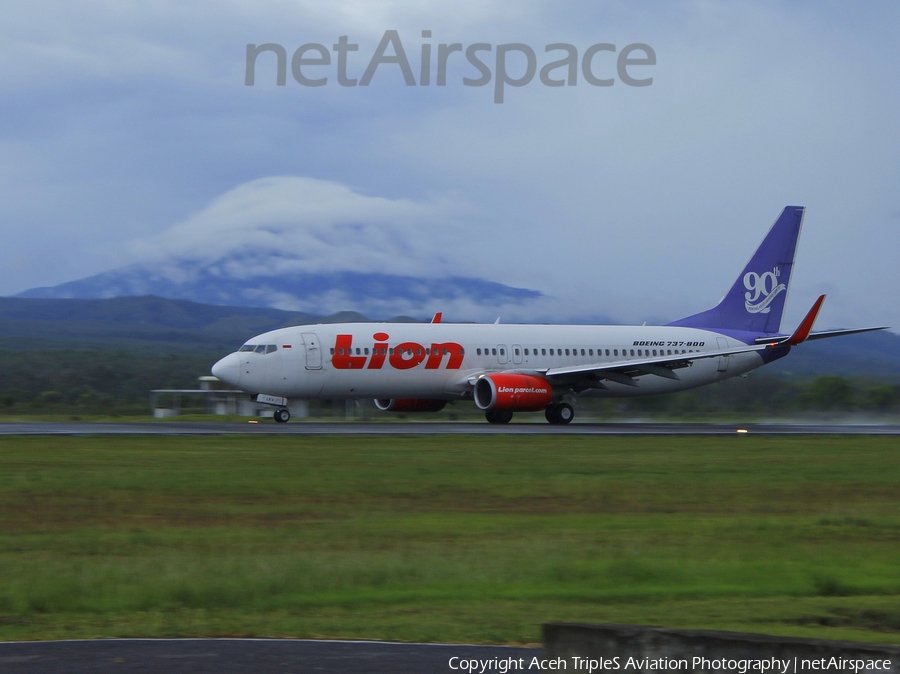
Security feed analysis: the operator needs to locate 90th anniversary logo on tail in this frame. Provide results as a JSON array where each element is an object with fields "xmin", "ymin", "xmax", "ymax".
[{"xmin": 744, "ymin": 267, "xmax": 786, "ymax": 314}]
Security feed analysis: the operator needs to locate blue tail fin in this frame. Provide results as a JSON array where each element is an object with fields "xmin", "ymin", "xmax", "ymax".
[{"xmin": 668, "ymin": 206, "xmax": 804, "ymax": 334}]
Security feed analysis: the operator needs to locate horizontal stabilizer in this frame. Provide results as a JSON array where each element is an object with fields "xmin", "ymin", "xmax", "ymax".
[
  {"xmin": 755, "ymin": 323, "xmax": 889, "ymax": 345},
  {"xmin": 805, "ymin": 326, "xmax": 889, "ymax": 341}
]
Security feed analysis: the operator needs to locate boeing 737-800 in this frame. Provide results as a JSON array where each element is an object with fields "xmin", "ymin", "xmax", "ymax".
[{"xmin": 211, "ymin": 207, "xmax": 886, "ymax": 424}]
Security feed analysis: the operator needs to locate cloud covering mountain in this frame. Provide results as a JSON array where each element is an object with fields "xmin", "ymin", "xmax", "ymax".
[{"xmin": 18, "ymin": 176, "xmax": 549, "ymax": 321}]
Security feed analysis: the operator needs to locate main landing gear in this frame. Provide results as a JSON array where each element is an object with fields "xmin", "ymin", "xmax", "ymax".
[
  {"xmin": 485, "ymin": 409, "xmax": 513, "ymax": 424},
  {"xmin": 274, "ymin": 408, "xmax": 291, "ymax": 423},
  {"xmin": 484, "ymin": 405, "xmax": 575, "ymax": 424},
  {"xmin": 545, "ymin": 402, "xmax": 574, "ymax": 425}
]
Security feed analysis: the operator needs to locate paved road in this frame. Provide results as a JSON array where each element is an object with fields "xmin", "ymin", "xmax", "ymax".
[
  {"xmin": 1, "ymin": 421, "xmax": 899, "ymax": 435},
  {"xmin": 0, "ymin": 639, "xmax": 539, "ymax": 674}
]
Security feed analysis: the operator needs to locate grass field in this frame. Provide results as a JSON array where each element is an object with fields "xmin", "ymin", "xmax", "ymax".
[{"xmin": 0, "ymin": 434, "xmax": 897, "ymax": 644}]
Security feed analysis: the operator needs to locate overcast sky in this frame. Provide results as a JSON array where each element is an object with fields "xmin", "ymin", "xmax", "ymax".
[{"xmin": 2, "ymin": 0, "xmax": 898, "ymax": 329}]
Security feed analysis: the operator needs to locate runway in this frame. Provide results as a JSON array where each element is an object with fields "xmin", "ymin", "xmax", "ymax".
[
  {"xmin": 0, "ymin": 638, "xmax": 539, "ymax": 674},
  {"xmin": 1, "ymin": 421, "xmax": 900, "ymax": 435}
]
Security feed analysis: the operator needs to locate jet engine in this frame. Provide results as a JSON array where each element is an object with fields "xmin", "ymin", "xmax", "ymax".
[
  {"xmin": 374, "ymin": 398, "xmax": 448, "ymax": 413},
  {"xmin": 473, "ymin": 373, "xmax": 553, "ymax": 411}
]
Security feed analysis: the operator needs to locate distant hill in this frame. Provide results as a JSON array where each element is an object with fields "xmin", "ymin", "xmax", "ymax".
[
  {"xmin": 765, "ymin": 329, "xmax": 900, "ymax": 380},
  {"xmin": 1, "ymin": 296, "xmax": 897, "ymax": 379},
  {"xmin": 0, "ymin": 296, "xmax": 385, "ymax": 352}
]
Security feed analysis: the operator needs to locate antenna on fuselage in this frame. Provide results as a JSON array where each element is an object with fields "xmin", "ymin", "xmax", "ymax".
[{"xmin": 494, "ymin": 317, "xmax": 500, "ymax": 324}]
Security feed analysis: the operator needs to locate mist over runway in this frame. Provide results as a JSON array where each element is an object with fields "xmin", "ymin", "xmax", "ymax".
[{"xmin": 2, "ymin": 421, "xmax": 899, "ymax": 436}]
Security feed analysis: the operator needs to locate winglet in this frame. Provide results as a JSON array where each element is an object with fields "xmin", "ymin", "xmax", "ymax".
[
  {"xmin": 785, "ymin": 294, "xmax": 826, "ymax": 345},
  {"xmin": 431, "ymin": 312, "xmax": 442, "ymax": 324}
]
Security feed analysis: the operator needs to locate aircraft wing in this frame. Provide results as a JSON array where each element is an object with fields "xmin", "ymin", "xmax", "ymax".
[
  {"xmin": 540, "ymin": 295, "xmax": 889, "ymax": 389},
  {"xmin": 460, "ymin": 296, "xmax": 889, "ymax": 393},
  {"xmin": 538, "ymin": 341, "xmax": 773, "ymax": 385},
  {"xmin": 462, "ymin": 342, "xmax": 775, "ymax": 392}
]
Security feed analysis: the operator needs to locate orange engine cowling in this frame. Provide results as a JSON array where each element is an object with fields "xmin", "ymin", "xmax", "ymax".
[
  {"xmin": 374, "ymin": 398, "xmax": 447, "ymax": 413},
  {"xmin": 473, "ymin": 373, "xmax": 553, "ymax": 411}
]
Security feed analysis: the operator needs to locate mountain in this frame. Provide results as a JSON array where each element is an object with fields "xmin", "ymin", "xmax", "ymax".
[{"xmin": 16, "ymin": 264, "xmax": 543, "ymax": 319}]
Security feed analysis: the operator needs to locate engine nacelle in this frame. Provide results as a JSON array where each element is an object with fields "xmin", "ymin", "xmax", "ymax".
[
  {"xmin": 374, "ymin": 398, "xmax": 448, "ymax": 413},
  {"xmin": 473, "ymin": 373, "xmax": 553, "ymax": 411}
]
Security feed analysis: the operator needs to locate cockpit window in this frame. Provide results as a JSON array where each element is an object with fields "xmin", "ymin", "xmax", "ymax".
[{"xmin": 240, "ymin": 343, "xmax": 277, "ymax": 354}]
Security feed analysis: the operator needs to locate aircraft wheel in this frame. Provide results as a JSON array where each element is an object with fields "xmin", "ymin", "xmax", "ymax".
[
  {"xmin": 544, "ymin": 404, "xmax": 558, "ymax": 424},
  {"xmin": 274, "ymin": 408, "xmax": 290, "ymax": 423},
  {"xmin": 485, "ymin": 409, "xmax": 513, "ymax": 424},
  {"xmin": 556, "ymin": 403, "xmax": 574, "ymax": 424}
]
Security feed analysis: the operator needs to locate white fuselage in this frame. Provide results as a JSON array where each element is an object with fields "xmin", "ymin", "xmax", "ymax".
[{"xmin": 211, "ymin": 322, "xmax": 765, "ymax": 401}]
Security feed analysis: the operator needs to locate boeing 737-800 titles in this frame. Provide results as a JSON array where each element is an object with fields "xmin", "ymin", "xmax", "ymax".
[{"xmin": 211, "ymin": 207, "xmax": 886, "ymax": 424}]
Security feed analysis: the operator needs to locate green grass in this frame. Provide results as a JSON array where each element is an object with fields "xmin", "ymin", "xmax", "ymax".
[{"xmin": 0, "ymin": 435, "xmax": 898, "ymax": 644}]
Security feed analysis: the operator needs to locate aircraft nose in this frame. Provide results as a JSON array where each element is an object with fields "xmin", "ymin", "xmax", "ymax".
[{"xmin": 211, "ymin": 352, "xmax": 241, "ymax": 388}]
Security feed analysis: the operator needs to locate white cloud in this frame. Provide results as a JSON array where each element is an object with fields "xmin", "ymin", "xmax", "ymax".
[{"xmin": 130, "ymin": 175, "xmax": 475, "ymax": 278}]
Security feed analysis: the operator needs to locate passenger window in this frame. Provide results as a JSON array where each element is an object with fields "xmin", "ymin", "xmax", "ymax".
[
  {"xmin": 364, "ymin": 348, "xmax": 369, "ymax": 355},
  {"xmin": 355, "ymin": 348, "xmax": 361, "ymax": 355},
  {"xmin": 477, "ymin": 348, "xmax": 482, "ymax": 355},
  {"xmin": 630, "ymin": 349, "xmax": 635, "ymax": 356},
  {"xmin": 653, "ymin": 349, "xmax": 657, "ymax": 356},
  {"xmin": 389, "ymin": 348, "xmax": 394, "ymax": 355},
  {"xmin": 606, "ymin": 349, "xmax": 610, "ymax": 356},
  {"xmin": 500, "ymin": 348, "xmax": 505, "ymax": 356},
  {"xmin": 667, "ymin": 349, "xmax": 671, "ymax": 355},
  {"xmin": 549, "ymin": 349, "xmax": 554, "ymax": 355},
  {"xmin": 514, "ymin": 348, "xmax": 519, "ymax": 355},
  {"xmin": 492, "ymin": 348, "xmax": 497, "ymax": 356},
  {"xmin": 542, "ymin": 349, "xmax": 546, "ymax": 355},
  {"xmin": 330, "ymin": 348, "xmax": 335, "ymax": 355},
  {"xmin": 581, "ymin": 349, "xmax": 585, "ymax": 356},
  {"xmin": 460, "ymin": 348, "xmax": 465, "ymax": 355}
]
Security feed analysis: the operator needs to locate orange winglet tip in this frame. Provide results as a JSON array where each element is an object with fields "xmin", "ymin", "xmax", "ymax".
[{"xmin": 785, "ymin": 295, "xmax": 826, "ymax": 345}]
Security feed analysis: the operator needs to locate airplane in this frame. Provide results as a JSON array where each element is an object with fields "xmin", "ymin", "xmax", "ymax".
[{"xmin": 211, "ymin": 206, "xmax": 887, "ymax": 424}]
